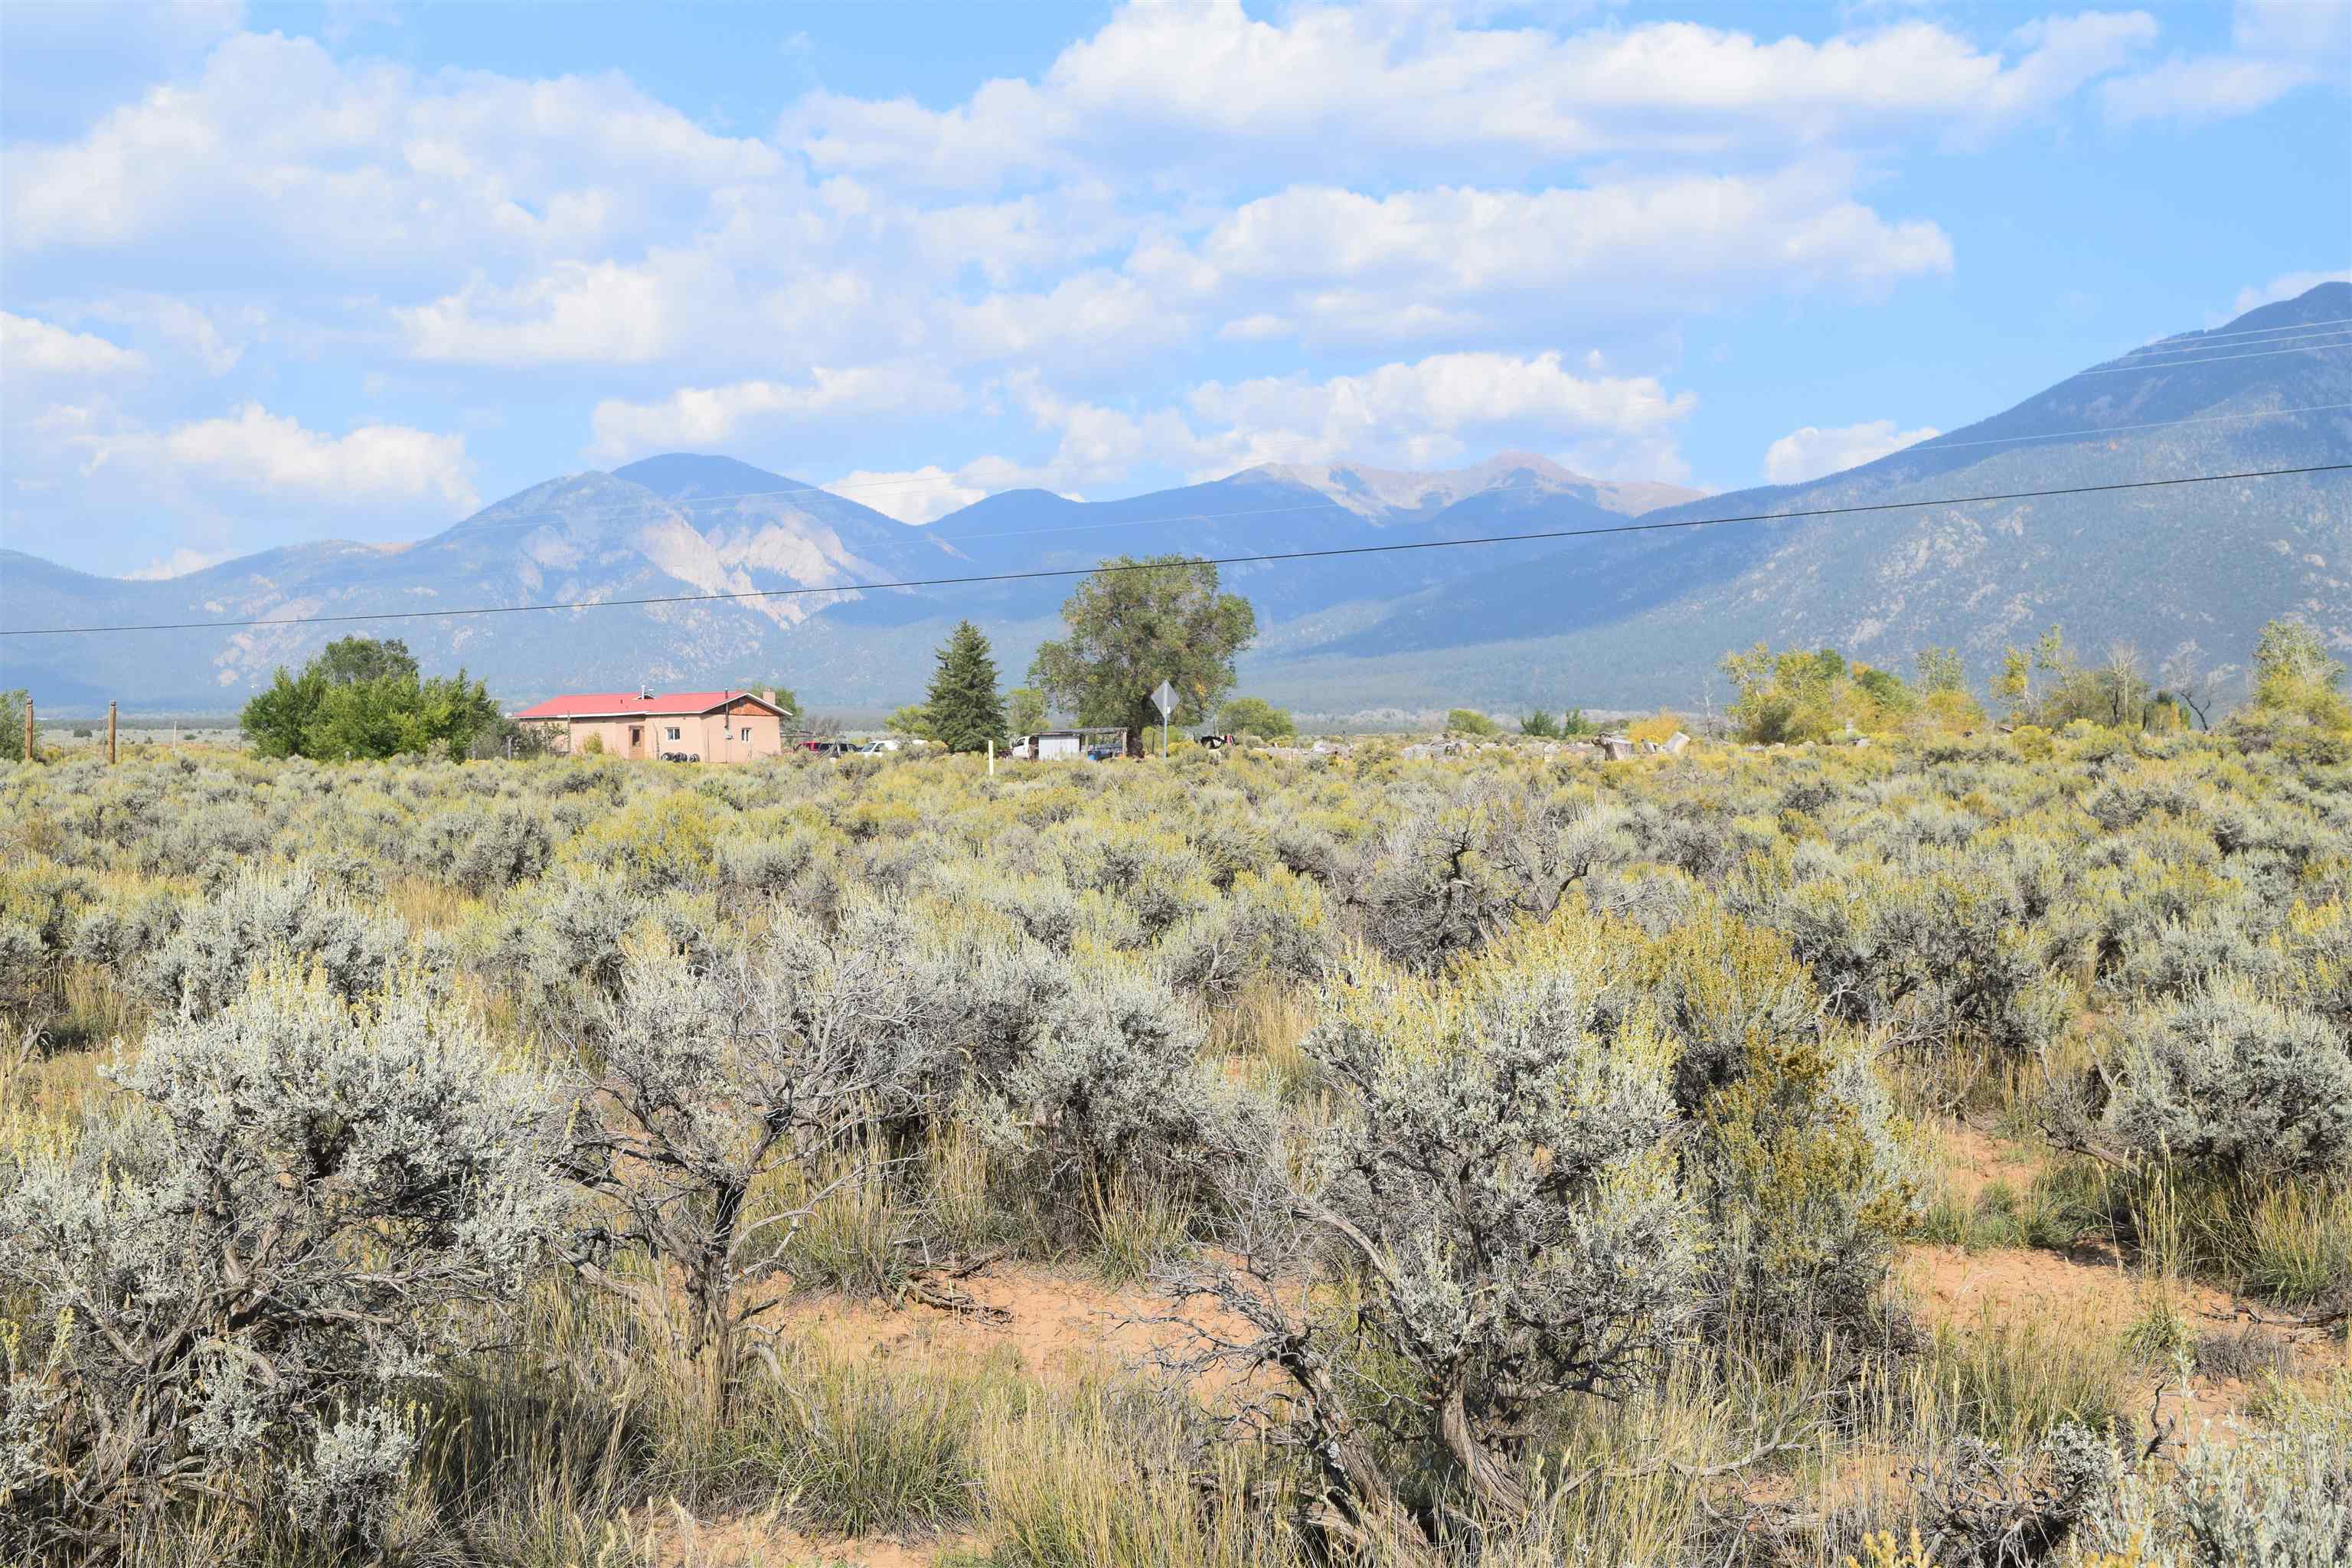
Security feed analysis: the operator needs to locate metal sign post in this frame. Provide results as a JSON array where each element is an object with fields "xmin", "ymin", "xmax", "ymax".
[{"xmin": 1152, "ymin": 680, "xmax": 1177, "ymax": 759}]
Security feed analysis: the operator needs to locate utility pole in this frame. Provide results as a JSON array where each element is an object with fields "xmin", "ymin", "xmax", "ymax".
[{"xmin": 107, "ymin": 701, "xmax": 117, "ymax": 765}]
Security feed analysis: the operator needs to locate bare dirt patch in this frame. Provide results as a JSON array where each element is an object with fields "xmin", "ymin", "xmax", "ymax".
[{"xmin": 1929, "ymin": 1119, "xmax": 2043, "ymax": 1210}]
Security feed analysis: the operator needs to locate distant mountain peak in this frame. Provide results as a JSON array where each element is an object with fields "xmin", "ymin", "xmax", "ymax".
[
  {"xmin": 612, "ymin": 452, "xmax": 808, "ymax": 501},
  {"xmin": 1238, "ymin": 452, "xmax": 1698, "ymax": 518}
]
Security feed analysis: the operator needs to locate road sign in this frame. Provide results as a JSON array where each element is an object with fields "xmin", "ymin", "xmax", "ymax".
[{"xmin": 1152, "ymin": 681, "xmax": 1178, "ymax": 717}]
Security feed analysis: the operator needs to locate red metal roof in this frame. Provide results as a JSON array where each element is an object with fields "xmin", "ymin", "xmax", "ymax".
[{"xmin": 511, "ymin": 690, "xmax": 790, "ymax": 720}]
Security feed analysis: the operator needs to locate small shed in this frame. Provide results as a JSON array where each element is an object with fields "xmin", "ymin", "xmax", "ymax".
[{"xmin": 1010, "ymin": 727, "xmax": 1129, "ymax": 760}]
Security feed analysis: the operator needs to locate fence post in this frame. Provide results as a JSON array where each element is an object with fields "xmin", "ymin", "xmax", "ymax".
[
  {"xmin": 22, "ymin": 696, "xmax": 32, "ymax": 763},
  {"xmin": 108, "ymin": 701, "xmax": 118, "ymax": 765}
]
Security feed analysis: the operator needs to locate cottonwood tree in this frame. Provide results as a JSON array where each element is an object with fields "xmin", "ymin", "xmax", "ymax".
[
  {"xmin": 567, "ymin": 903, "xmax": 942, "ymax": 1409},
  {"xmin": 0, "ymin": 966, "xmax": 570, "ymax": 1552},
  {"xmin": 240, "ymin": 635, "xmax": 501, "ymax": 763},
  {"xmin": 1030, "ymin": 556, "xmax": 1256, "ymax": 743},
  {"xmin": 1148, "ymin": 943, "xmax": 1698, "ymax": 1552}
]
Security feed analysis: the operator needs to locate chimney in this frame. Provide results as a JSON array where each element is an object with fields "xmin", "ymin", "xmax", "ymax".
[
  {"xmin": 760, "ymin": 688, "xmax": 776, "ymax": 706},
  {"xmin": 640, "ymin": 681, "xmax": 654, "ymax": 701}
]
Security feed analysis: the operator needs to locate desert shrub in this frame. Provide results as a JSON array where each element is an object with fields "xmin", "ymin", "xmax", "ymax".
[
  {"xmin": 1351, "ymin": 805, "xmax": 1517, "ymax": 968},
  {"xmin": 479, "ymin": 868, "xmax": 720, "ymax": 1023},
  {"xmin": 564, "ymin": 789, "xmax": 729, "ymax": 891},
  {"xmin": 1159, "ymin": 866, "xmax": 1330, "ymax": 1003},
  {"xmin": 1758, "ymin": 854, "xmax": 2072, "ymax": 1057},
  {"xmin": 2074, "ymin": 1377, "xmax": 2352, "ymax": 1566},
  {"xmin": 136, "ymin": 864, "xmax": 409, "ymax": 1019},
  {"xmin": 1158, "ymin": 937, "xmax": 1699, "ymax": 1540},
  {"xmin": 452, "ymin": 800, "xmax": 557, "ymax": 892},
  {"xmin": 1495, "ymin": 905, "xmax": 1916, "ymax": 1344},
  {"xmin": 993, "ymin": 952, "xmax": 1256, "ymax": 1217},
  {"xmin": 571, "ymin": 902, "xmax": 940, "ymax": 1397},
  {"xmin": 0, "ymin": 966, "xmax": 568, "ymax": 1553},
  {"xmin": 2104, "ymin": 985, "xmax": 2352, "ymax": 1180}
]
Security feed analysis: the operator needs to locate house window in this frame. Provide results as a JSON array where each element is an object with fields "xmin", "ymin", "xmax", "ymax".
[
  {"xmin": 740, "ymin": 727, "xmax": 752, "ymax": 742},
  {"xmin": 665, "ymin": 727, "xmax": 681, "ymax": 741}
]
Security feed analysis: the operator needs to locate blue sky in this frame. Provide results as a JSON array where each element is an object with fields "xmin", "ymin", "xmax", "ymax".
[{"xmin": 2, "ymin": 0, "xmax": 2345, "ymax": 579}]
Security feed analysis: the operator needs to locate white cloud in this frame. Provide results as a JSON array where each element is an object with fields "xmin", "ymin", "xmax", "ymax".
[
  {"xmin": 589, "ymin": 367, "xmax": 959, "ymax": 459},
  {"xmin": 1167, "ymin": 170, "xmax": 1952, "ymax": 344},
  {"xmin": 973, "ymin": 351, "xmax": 1700, "ymax": 498},
  {"xmin": 1, "ymin": 311, "xmax": 145, "ymax": 375},
  {"xmin": 122, "ymin": 545, "xmax": 234, "ymax": 580},
  {"xmin": 2102, "ymin": 0, "xmax": 2344, "ymax": 125},
  {"xmin": 2231, "ymin": 268, "xmax": 2352, "ymax": 316},
  {"xmin": 790, "ymin": 3, "xmax": 2156, "ymax": 187},
  {"xmin": 1188, "ymin": 352, "xmax": 1694, "ymax": 467},
  {"xmin": 3, "ymin": 31, "xmax": 779, "ymax": 261},
  {"xmin": 53, "ymin": 402, "xmax": 475, "ymax": 511},
  {"xmin": 825, "ymin": 466, "xmax": 988, "ymax": 524},
  {"xmin": 153, "ymin": 404, "xmax": 477, "ymax": 509},
  {"xmin": 1763, "ymin": 418, "xmax": 1940, "ymax": 484},
  {"xmin": 398, "ymin": 258, "xmax": 687, "ymax": 364}
]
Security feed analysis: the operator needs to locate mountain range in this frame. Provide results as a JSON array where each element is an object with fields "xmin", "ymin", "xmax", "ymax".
[{"xmin": 3, "ymin": 283, "xmax": 2347, "ymax": 718}]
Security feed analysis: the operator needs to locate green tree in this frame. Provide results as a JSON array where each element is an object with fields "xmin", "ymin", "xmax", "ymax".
[
  {"xmin": 2251, "ymin": 616, "xmax": 2352, "ymax": 730},
  {"xmin": 1993, "ymin": 645, "xmax": 2031, "ymax": 717},
  {"xmin": 1217, "ymin": 695, "xmax": 1294, "ymax": 738},
  {"xmin": 312, "ymin": 635, "xmax": 420, "ymax": 687},
  {"xmin": 741, "ymin": 683, "xmax": 800, "ymax": 722},
  {"xmin": 1446, "ymin": 708, "xmax": 1499, "ymax": 736},
  {"xmin": 1029, "ymin": 557, "xmax": 1256, "ymax": 743},
  {"xmin": 1006, "ymin": 686, "xmax": 1049, "ymax": 737},
  {"xmin": 884, "ymin": 704, "xmax": 937, "ymax": 739},
  {"xmin": 924, "ymin": 620, "xmax": 1008, "ymax": 753},
  {"xmin": 240, "ymin": 667, "xmax": 328, "ymax": 759},
  {"xmin": 0, "ymin": 688, "xmax": 29, "ymax": 762},
  {"xmin": 1914, "ymin": 646, "xmax": 1968, "ymax": 694},
  {"xmin": 1559, "ymin": 707, "xmax": 1596, "ymax": 737},
  {"xmin": 240, "ymin": 640, "xmax": 501, "ymax": 763},
  {"xmin": 1517, "ymin": 709, "xmax": 1560, "ymax": 738}
]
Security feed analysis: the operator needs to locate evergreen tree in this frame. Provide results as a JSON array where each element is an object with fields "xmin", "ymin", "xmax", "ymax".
[{"xmin": 924, "ymin": 620, "xmax": 1007, "ymax": 753}]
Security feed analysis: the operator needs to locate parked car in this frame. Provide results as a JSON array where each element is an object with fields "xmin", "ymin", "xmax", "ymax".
[{"xmin": 799, "ymin": 738, "xmax": 856, "ymax": 756}]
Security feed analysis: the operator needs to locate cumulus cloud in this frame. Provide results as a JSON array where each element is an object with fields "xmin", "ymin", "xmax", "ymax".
[
  {"xmin": 2102, "ymin": 0, "xmax": 2344, "ymax": 125},
  {"xmin": 968, "ymin": 351, "xmax": 1700, "ymax": 498},
  {"xmin": 1161, "ymin": 170, "xmax": 1952, "ymax": 344},
  {"xmin": 398, "ymin": 259, "xmax": 686, "ymax": 364},
  {"xmin": 791, "ymin": 3, "xmax": 2157, "ymax": 186},
  {"xmin": 122, "ymin": 545, "xmax": 234, "ymax": 580},
  {"xmin": 1763, "ymin": 418, "xmax": 1940, "ymax": 485},
  {"xmin": 2, "ymin": 31, "xmax": 779, "ymax": 261},
  {"xmin": 67, "ymin": 402, "xmax": 477, "ymax": 511},
  {"xmin": 824, "ymin": 466, "xmax": 991, "ymax": 524},
  {"xmin": 1, "ymin": 311, "xmax": 145, "ymax": 375},
  {"xmin": 2230, "ymin": 268, "xmax": 2351, "ymax": 317},
  {"xmin": 589, "ymin": 367, "xmax": 961, "ymax": 459}
]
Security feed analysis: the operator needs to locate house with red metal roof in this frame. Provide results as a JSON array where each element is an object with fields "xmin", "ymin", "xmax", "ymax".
[{"xmin": 511, "ymin": 688, "xmax": 794, "ymax": 762}]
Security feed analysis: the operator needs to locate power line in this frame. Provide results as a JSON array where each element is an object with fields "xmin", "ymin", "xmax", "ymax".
[
  {"xmin": 2121, "ymin": 315, "xmax": 2352, "ymax": 351},
  {"xmin": 1912, "ymin": 401, "xmax": 2352, "ymax": 455},
  {"xmin": 2075, "ymin": 340, "xmax": 2352, "ymax": 377},
  {"xmin": 2111, "ymin": 328, "xmax": 2352, "ymax": 364},
  {"xmin": 9, "ymin": 462, "xmax": 2345, "ymax": 639}
]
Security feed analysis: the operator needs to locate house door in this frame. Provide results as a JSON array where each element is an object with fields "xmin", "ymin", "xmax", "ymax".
[{"xmin": 628, "ymin": 725, "xmax": 644, "ymax": 757}]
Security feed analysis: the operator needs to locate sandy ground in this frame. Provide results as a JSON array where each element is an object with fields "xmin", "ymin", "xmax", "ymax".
[{"xmin": 643, "ymin": 1122, "xmax": 2343, "ymax": 1565}]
